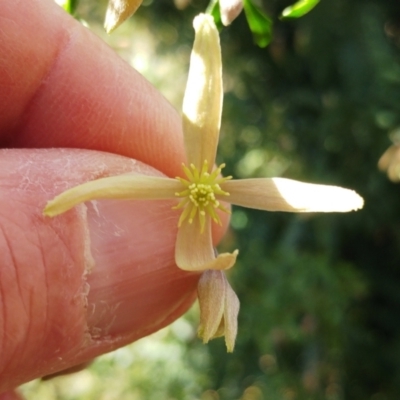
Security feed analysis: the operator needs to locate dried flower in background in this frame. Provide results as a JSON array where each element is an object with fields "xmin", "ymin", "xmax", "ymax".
[{"xmin": 378, "ymin": 144, "xmax": 400, "ymax": 182}]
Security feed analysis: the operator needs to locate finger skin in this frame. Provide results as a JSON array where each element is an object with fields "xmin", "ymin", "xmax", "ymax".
[
  {"xmin": 0, "ymin": 0, "xmax": 185, "ymax": 177},
  {"xmin": 0, "ymin": 149, "xmax": 199, "ymax": 391},
  {"xmin": 0, "ymin": 390, "xmax": 24, "ymax": 400}
]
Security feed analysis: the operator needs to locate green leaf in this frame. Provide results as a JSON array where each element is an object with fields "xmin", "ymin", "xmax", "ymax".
[
  {"xmin": 55, "ymin": 0, "xmax": 79, "ymax": 15},
  {"xmin": 280, "ymin": 0, "xmax": 320, "ymax": 19},
  {"xmin": 243, "ymin": 0, "xmax": 273, "ymax": 48}
]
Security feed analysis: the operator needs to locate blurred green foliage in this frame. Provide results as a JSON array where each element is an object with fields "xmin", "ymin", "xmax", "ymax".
[
  {"xmin": 280, "ymin": 0, "xmax": 320, "ymax": 19},
  {"xmin": 242, "ymin": 0, "xmax": 273, "ymax": 48},
  {"xmin": 23, "ymin": 0, "xmax": 400, "ymax": 399}
]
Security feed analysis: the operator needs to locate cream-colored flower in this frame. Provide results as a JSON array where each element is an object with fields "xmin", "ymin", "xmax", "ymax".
[
  {"xmin": 44, "ymin": 14, "xmax": 364, "ymax": 274},
  {"xmin": 197, "ymin": 269, "xmax": 239, "ymax": 352},
  {"xmin": 378, "ymin": 144, "xmax": 400, "ymax": 182}
]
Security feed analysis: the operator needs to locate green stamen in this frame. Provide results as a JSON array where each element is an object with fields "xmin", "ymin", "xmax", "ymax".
[{"xmin": 174, "ymin": 160, "xmax": 231, "ymax": 232}]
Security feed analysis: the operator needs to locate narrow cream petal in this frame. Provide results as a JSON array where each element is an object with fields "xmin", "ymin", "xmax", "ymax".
[
  {"xmin": 182, "ymin": 13, "xmax": 222, "ymax": 171},
  {"xmin": 221, "ymin": 178, "xmax": 364, "ymax": 213},
  {"xmin": 44, "ymin": 175, "xmax": 181, "ymax": 217},
  {"xmin": 223, "ymin": 280, "xmax": 240, "ymax": 352},
  {"xmin": 175, "ymin": 217, "xmax": 238, "ymax": 271},
  {"xmin": 213, "ymin": 319, "xmax": 226, "ymax": 339},
  {"xmin": 197, "ymin": 270, "xmax": 226, "ymax": 343},
  {"xmin": 104, "ymin": 0, "xmax": 143, "ymax": 33}
]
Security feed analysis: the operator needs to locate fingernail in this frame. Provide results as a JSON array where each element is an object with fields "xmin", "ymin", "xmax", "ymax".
[{"xmin": 85, "ymin": 197, "xmax": 199, "ymax": 343}]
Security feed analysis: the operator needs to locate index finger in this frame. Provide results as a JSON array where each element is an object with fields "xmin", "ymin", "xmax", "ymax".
[{"xmin": 0, "ymin": 0, "xmax": 185, "ymax": 177}]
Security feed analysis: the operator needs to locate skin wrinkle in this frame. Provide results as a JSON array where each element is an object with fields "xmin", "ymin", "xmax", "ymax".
[
  {"xmin": 1, "ymin": 226, "xmax": 29, "ymax": 323},
  {"xmin": 36, "ymin": 211, "xmax": 90, "ymax": 373},
  {"xmin": 38, "ymin": 221, "xmax": 73, "ymax": 366},
  {"xmin": 0, "ymin": 225, "xmax": 26, "ymax": 378},
  {"xmin": 34, "ymin": 222, "xmax": 51, "ymax": 357},
  {"xmin": 0, "ymin": 214, "xmax": 66, "ymax": 381},
  {"xmin": 53, "ymin": 206, "xmax": 94, "ymax": 350}
]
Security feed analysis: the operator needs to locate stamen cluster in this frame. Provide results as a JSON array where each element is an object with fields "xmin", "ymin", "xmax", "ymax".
[{"xmin": 174, "ymin": 160, "xmax": 231, "ymax": 232}]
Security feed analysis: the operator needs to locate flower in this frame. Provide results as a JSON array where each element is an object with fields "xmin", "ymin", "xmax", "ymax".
[
  {"xmin": 44, "ymin": 13, "xmax": 364, "ymax": 352},
  {"xmin": 44, "ymin": 13, "xmax": 363, "ymax": 273},
  {"xmin": 197, "ymin": 269, "xmax": 239, "ymax": 352},
  {"xmin": 378, "ymin": 144, "xmax": 400, "ymax": 182}
]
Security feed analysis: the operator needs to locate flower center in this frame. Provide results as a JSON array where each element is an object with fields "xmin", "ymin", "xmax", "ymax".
[{"xmin": 174, "ymin": 160, "xmax": 231, "ymax": 232}]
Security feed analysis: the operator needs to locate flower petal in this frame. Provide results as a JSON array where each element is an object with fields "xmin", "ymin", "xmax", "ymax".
[
  {"xmin": 223, "ymin": 279, "xmax": 240, "ymax": 352},
  {"xmin": 44, "ymin": 175, "xmax": 181, "ymax": 217},
  {"xmin": 221, "ymin": 178, "xmax": 364, "ymax": 213},
  {"xmin": 182, "ymin": 13, "xmax": 222, "ymax": 171},
  {"xmin": 104, "ymin": 0, "xmax": 143, "ymax": 33},
  {"xmin": 197, "ymin": 270, "xmax": 240, "ymax": 351},
  {"xmin": 175, "ymin": 217, "xmax": 238, "ymax": 271},
  {"xmin": 197, "ymin": 270, "xmax": 226, "ymax": 343}
]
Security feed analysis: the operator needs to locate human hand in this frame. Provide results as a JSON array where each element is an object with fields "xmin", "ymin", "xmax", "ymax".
[{"xmin": 0, "ymin": 0, "xmax": 227, "ymax": 397}]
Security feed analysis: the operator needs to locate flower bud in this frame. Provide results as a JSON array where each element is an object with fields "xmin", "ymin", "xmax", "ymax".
[
  {"xmin": 197, "ymin": 270, "xmax": 240, "ymax": 352},
  {"xmin": 219, "ymin": 0, "xmax": 243, "ymax": 26}
]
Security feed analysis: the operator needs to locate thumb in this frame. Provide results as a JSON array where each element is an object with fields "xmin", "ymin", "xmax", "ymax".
[
  {"xmin": 0, "ymin": 149, "xmax": 199, "ymax": 391},
  {"xmin": 0, "ymin": 391, "xmax": 23, "ymax": 400}
]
